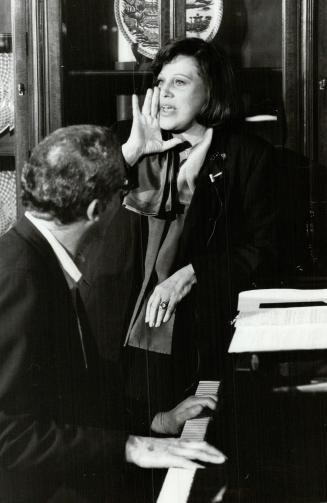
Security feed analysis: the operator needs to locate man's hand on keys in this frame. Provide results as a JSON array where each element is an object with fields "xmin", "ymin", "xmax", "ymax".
[
  {"xmin": 125, "ymin": 435, "xmax": 226, "ymax": 469},
  {"xmin": 151, "ymin": 394, "xmax": 218, "ymax": 435}
]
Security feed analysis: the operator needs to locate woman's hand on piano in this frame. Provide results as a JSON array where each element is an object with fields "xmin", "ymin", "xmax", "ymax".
[
  {"xmin": 151, "ymin": 395, "xmax": 218, "ymax": 435},
  {"xmin": 125, "ymin": 435, "xmax": 226, "ymax": 469}
]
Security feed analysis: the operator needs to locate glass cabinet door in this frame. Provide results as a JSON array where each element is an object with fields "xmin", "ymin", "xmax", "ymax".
[
  {"xmin": 0, "ymin": 0, "xmax": 16, "ymax": 235},
  {"xmin": 61, "ymin": 0, "xmax": 285, "ymax": 146}
]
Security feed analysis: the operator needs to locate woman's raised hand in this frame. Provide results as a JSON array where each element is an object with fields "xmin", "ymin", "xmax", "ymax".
[{"xmin": 122, "ymin": 87, "xmax": 182, "ymax": 166}]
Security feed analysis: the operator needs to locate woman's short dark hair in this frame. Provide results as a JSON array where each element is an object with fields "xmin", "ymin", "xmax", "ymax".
[
  {"xmin": 21, "ymin": 125, "xmax": 124, "ymax": 224},
  {"xmin": 152, "ymin": 37, "xmax": 239, "ymax": 128}
]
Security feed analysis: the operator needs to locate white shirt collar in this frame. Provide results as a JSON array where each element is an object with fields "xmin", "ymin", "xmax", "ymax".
[{"xmin": 25, "ymin": 211, "xmax": 82, "ymax": 285}]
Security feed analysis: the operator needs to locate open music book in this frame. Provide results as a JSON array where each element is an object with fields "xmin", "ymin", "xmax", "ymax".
[{"xmin": 228, "ymin": 289, "xmax": 327, "ymax": 353}]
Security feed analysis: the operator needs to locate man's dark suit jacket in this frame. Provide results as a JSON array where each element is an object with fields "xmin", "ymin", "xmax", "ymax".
[
  {"xmin": 80, "ymin": 122, "xmax": 278, "ymax": 405},
  {"xmin": 0, "ymin": 217, "xmax": 128, "ymax": 503}
]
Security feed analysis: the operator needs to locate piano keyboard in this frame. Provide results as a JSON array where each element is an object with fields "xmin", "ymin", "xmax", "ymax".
[{"xmin": 157, "ymin": 380, "xmax": 221, "ymax": 503}]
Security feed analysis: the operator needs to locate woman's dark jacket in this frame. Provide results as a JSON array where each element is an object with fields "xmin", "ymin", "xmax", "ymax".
[{"xmin": 79, "ymin": 121, "xmax": 277, "ymax": 388}]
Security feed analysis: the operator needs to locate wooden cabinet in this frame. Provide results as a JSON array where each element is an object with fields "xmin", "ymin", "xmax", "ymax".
[
  {"xmin": 60, "ymin": 1, "xmax": 286, "ymax": 140},
  {"xmin": 11, "ymin": 0, "xmax": 62, "ymax": 217},
  {"xmin": 17, "ymin": 1, "xmax": 315, "ymax": 149},
  {"xmin": 8, "ymin": 0, "xmax": 327, "ymax": 260}
]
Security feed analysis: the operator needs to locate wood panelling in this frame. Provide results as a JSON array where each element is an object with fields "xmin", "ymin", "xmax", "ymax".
[
  {"xmin": 282, "ymin": 0, "xmax": 301, "ymax": 152},
  {"xmin": 317, "ymin": 0, "xmax": 327, "ymax": 168},
  {"xmin": 12, "ymin": 0, "xmax": 28, "ymax": 216}
]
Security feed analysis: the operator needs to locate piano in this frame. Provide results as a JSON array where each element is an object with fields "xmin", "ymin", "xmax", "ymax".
[
  {"xmin": 157, "ymin": 380, "xmax": 227, "ymax": 503},
  {"xmin": 227, "ymin": 289, "xmax": 327, "ymax": 502},
  {"xmin": 156, "ymin": 288, "xmax": 327, "ymax": 502}
]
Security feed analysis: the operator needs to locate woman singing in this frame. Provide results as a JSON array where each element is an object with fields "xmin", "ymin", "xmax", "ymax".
[{"xmin": 82, "ymin": 37, "xmax": 277, "ymax": 431}]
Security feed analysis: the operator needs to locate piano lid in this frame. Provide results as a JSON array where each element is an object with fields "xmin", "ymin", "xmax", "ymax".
[{"xmin": 237, "ymin": 288, "xmax": 327, "ymax": 312}]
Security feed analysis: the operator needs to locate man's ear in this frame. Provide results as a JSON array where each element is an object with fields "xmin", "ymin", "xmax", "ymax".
[{"xmin": 86, "ymin": 199, "xmax": 100, "ymax": 222}]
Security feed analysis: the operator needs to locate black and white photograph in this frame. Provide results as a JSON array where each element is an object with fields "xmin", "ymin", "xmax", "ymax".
[{"xmin": 0, "ymin": 0, "xmax": 327, "ymax": 501}]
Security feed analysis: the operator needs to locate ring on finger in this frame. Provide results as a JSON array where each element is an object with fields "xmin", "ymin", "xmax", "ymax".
[{"xmin": 159, "ymin": 300, "xmax": 169, "ymax": 310}]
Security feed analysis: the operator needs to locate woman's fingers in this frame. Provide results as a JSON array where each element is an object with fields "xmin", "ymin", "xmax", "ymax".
[
  {"xmin": 146, "ymin": 289, "xmax": 161, "ymax": 326},
  {"xmin": 155, "ymin": 302, "xmax": 167, "ymax": 327},
  {"xmin": 142, "ymin": 87, "xmax": 159, "ymax": 117},
  {"xmin": 142, "ymin": 88, "xmax": 153, "ymax": 116},
  {"xmin": 156, "ymin": 294, "xmax": 177, "ymax": 327},
  {"xmin": 145, "ymin": 291, "xmax": 159, "ymax": 324},
  {"xmin": 131, "ymin": 90, "xmax": 185, "ymax": 156},
  {"xmin": 147, "ymin": 294, "xmax": 177, "ymax": 327},
  {"xmin": 151, "ymin": 86, "xmax": 160, "ymax": 117},
  {"xmin": 146, "ymin": 293, "xmax": 161, "ymax": 327},
  {"xmin": 162, "ymin": 298, "xmax": 176, "ymax": 323},
  {"xmin": 131, "ymin": 94, "xmax": 141, "ymax": 117},
  {"xmin": 151, "ymin": 299, "xmax": 166, "ymax": 327}
]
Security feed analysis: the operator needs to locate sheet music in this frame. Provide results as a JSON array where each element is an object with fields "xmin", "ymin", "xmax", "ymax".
[
  {"xmin": 229, "ymin": 325, "xmax": 327, "ymax": 352},
  {"xmin": 230, "ymin": 291, "xmax": 327, "ymax": 353},
  {"xmin": 236, "ymin": 306, "xmax": 327, "ymax": 326}
]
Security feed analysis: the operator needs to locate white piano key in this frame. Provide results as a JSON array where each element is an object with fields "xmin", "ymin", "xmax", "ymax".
[
  {"xmin": 156, "ymin": 380, "xmax": 221, "ymax": 503},
  {"xmin": 157, "ymin": 468, "xmax": 197, "ymax": 503}
]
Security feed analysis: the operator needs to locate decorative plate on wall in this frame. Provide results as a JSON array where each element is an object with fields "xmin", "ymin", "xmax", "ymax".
[
  {"xmin": 114, "ymin": 0, "xmax": 223, "ymax": 60},
  {"xmin": 186, "ymin": 0, "xmax": 223, "ymax": 42}
]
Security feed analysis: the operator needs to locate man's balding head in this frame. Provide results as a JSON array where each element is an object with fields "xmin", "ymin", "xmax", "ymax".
[{"xmin": 21, "ymin": 125, "xmax": 124, "ymax": 224}]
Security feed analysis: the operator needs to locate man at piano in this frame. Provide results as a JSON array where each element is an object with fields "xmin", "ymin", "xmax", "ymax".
[{"xmin": 0, "ymin": 125, "xmax": 224, "ymax": 503}]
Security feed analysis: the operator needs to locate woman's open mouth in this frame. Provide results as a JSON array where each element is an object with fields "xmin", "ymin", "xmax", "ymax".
[{"xmin": 160, "ymin": 105, "xmax": 175, "ymax": 114}]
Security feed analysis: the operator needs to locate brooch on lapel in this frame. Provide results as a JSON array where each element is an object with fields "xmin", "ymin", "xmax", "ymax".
[
  {"xmin": 209, "ymin": 171, "xmax": 223, "ymax": 183},
  {"xmin": 208, "ymin": 152, "xmax": 227, "ymax": 183}
]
